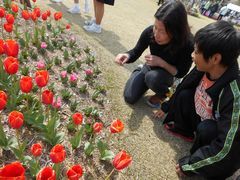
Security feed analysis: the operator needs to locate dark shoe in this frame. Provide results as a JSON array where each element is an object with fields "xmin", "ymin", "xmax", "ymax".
[{"xmin": 164, "ymin": 123, "xmax": 194, "ymax": 142}]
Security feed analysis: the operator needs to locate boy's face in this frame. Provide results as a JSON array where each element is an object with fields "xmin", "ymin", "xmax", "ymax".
[{"xmin": 191, "ymin": 45, "xmax": 213, "ymax": 72}]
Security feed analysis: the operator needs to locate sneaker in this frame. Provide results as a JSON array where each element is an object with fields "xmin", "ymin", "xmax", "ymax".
[
  {"xmin": 164, "ymin": 123, "xmax": 194, "ymax": 142},
  {"xmin": 84, "ymin": 19, "xmax": 95, "ymax": 26},
  {"xmin": 52, "ymin": 0, "xmax": 62, "ymax": 2},
  {"xmin": 83, "ymin": 23, "xmax": 101, "ymax": 33},
  {"xmin": 68, "ymin": 6, "xmax": 80, "ymax": 14}
]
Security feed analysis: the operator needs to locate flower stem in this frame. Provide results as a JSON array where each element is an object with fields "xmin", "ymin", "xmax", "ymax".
[
  {"xmin": 54, "ymin": 163, "xmax": 61, "ymax": 180},
  {"xmin": 105, "ymin": 168, "xmax": 115, "ymax": 180},
  {"xmin": 39, "ymin": 88, "xmax": 42, "ymax": 102},
  {"xmin": 26, "ymin": 94, "xmax": 29, "ymax": 111},
  {"xmin": 16, "ymin": 129, "xmax": 23, "ymax": 161},
  {"xmin": 106, "ymin": 133, "xmax": 112, "ymax": 144},
  {"xmin": 1, "ymin": 19, "xmax": 3, "ymax": 38}
]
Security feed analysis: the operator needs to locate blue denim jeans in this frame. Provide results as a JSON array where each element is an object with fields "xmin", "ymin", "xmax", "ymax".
[{"xmin": 123, "ymin": 64, "xmax": 173, "ymax": 104}]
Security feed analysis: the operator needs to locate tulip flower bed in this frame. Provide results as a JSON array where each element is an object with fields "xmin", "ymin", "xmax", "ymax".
[{"xmin": 0, "ymin": 0, "xmax": 132, "ymax": 179}]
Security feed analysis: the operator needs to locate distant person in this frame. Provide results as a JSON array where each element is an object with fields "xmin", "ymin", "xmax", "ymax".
[
  {"xmin": 202, "ymin": 0, "xmax": 212, "ymax": 15},
  {"xmin": 217, "ymin": 5, "xmax": 228, "ymax": 20},
  {"xmin": 20, "ymin": 0, "xmax": 31, "ymax": 8},
  {"xmin": 83, "ymin": 0, "xmax": 115, "ymax": 33},
  {"xmin": 209, "ymin": 2, "xmax": 219, "ymax": 17},
  {"xmin": 115, "ymin": 1, "xmax": 193, "ymax": 107},
  {"xmin": 155, "ymin": 21, "xmax": 240, "ymax": 179},
  {"xmin": 158, "ymin": 0, "xmax": 164, "ymax": 5},
  {"xmin": 67, "ymin": 0, "xmax": 90, "ymax": 14}
]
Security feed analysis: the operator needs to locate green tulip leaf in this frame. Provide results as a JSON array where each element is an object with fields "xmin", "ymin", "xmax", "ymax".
[
  {"xmin": 70, "ymin": 127, "xmax": 84, "ymax": 149},
  {"xmin": 84, "ymin": 142, "xmax": 94, "ymax": 156},
  {"xmin": 100, "ymin": 150, "xmax": 114, "ymax": 161}
]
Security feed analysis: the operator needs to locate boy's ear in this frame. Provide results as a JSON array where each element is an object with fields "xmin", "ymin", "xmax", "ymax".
[{"xmin": 211, "ymin": 53, "xmax": 222, "ymax": 65}]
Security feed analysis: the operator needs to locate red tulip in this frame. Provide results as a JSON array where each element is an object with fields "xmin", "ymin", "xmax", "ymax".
[
  {"xmin": 49, "ymin": 144, "xmax": 66, "ymax": 163},
  {"xmin": 11, "ymin": 3, "xmax": 18, "ymax": 13},
  {"xmin": 112, "ymin": 150, "xmax": 132, "ymax": 171},
  {"xmin": 0, "ymin": 7, "xmax": 5, "ymax": 18},
  {"xmin": 3, "ymin": 56, "xmax": 19, "ymax": 74},
  {"xmin": 66, "ymin": 164, "xmax": 83, "ymax": 180},
  {"xmin": 72, "ymin": 112, "xmax": 83, "ymax": 125},
  {"xmin": 66, "ymin": 24, "xmax": 71, "ymax": 29},
  {"xmin": 35, "ymin": 70, "xmax": 49, "ymax": 88},
  {"xmin": 42, "ymin": 12, "xmax": 48, "ymax": 21},
  {"xmin": 3, "ymin": 23, "xmax": 13, "ymax": 33},
  {"xmin": 93, "ymin": 122, "xmax": 103, "ymax": 133},
  {"xmin": 0, "ymin": 91, "xmax": 7, "ymax": 110},
  {"xmin": 46, "ymin": 10, "xmax": 51, "ymax": 17},
  {"xmin": 42, "ymin": 90, "xmax": 54, "ymax": 105},
  {"xmin": 33, "ymin": 7, "xmax": 41, "ymax": 17},
  {"xmin": 32, "ymin": 0, "xmax": 37, "ymax": 2},
  {"xmin": 4, "ymin": 39, "xmax": 19, "ymax": 57},
  {"xmin": 30, "ymin": 12, "xmax": 37, "ymax": 22},
  {"xmin": 5, "ymin": 13, "xmax": 14, "ymax": 24},
  {"xmin": 110, "ymin": 119, "xmax": 124, "ymax": 133},
  {"xmin": 22, "ymin": 10, "xmax": 30, "ymax": 20},
  {"xmin": 36, "ymin": 167, "xmax": 56, "ymax": 180},
  {"xmin": 20, "ymin": 76, "xmax": 33, "ymax": 93},
  {"xmin": 30, "ymin": 143, "xmax": 43, "ymax": 157},
  {"xmin": 54, "ymin": 12, "xmax": 62, "ymax": 21},
  {"xmin": 0, "ymin": 39, "xmax": 5, "ymax": 55},
  {"xmin": 8, "ymin": 111, "xmax": 24, "ymax": 129},
  {"xmin": 0, "ymin": 162, "xmax": 25, "ymax": 179}
]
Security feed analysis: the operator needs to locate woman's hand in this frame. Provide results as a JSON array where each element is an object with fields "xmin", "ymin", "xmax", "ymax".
[
  {"xmin": 115, "ymin": 53, "xmax": 129, "ymax": 65},
  {"xmin": 153, "ymin": 109, "xmax": 165, "ymax": 119},
  {"xmin": 176, "ymin": 164, "xmax": 186, "ymax": 177},
  {"xmin": 145, "ymin": 54, "xmax": 177, "ymax": 76},
  {"xmin": 144, "ymin": 54, "xmax": 166, "ymax": 67}
]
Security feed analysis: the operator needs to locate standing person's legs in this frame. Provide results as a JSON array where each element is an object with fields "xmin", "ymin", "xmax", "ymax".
[
  {"xmin": 84, "ymin": 0, "xmax": 90, "ymax": 13},
  {"xmin": 83, "ymin": 0, "xmax": 102, "ymax": 33},
  {"xmin": 94, "ymin": 0, "xmax": 104, "ymax": 26},
  {"xmin": 68, "ymin": 0, "xmax": 81, "ymax": 14}
]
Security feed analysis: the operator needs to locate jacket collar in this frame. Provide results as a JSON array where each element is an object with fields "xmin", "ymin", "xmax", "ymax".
[{"xmin": 206, "ymin": 62, "xmax": 239, "ymax": 98}]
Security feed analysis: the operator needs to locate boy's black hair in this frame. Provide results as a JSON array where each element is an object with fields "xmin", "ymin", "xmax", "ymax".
[
  {"xmin": 194, "ymin": 21, "xmax": 240, "ymax": 67},
  {"xmin": 154, "ymin": 0, "xmax": 191, "ymax": 52}
]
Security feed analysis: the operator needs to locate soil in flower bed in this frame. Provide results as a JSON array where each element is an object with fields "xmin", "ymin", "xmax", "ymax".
[{"xmin": 0, "ymin": 1, "xmax": 126, "ymax": 179}]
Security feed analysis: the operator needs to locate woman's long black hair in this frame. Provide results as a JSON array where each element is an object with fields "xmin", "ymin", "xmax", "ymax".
[{"xmin": 154, "ymin": 0, "xmax": 191, "ymax": 53}]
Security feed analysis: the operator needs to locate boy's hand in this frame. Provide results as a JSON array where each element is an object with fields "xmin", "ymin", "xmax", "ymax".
[
  {"xmin": 153, "ymin": 109, "xmax": 165, "ymax": 119},
  {"xmin": 115, "ymin": 53, "xmax": 129, "ymax": 65},
  {"xmin": 176, "ymin": 164, "xmax": 186, "ymax": 177}
]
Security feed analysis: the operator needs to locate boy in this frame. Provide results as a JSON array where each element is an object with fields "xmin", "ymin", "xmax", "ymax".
[{"xmin": 156, "ymin": 21, "xmax": 240, "ymax": 179}]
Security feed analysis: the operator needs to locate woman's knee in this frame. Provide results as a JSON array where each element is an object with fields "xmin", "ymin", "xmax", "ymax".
[
  {"xmin": 123, "ymin": 91, "xmax": 138, "ymax": 104},
  {"xmin": 145, "ymin": 73, "xmax": 158, "ymax": 89},
  {"xmin": 145, "ymin": 70, "xmax": 173, "ymax": 88}
]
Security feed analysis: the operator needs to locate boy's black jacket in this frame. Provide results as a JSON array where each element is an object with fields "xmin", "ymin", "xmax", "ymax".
[{"xmin": 161, "ymin": 62, "xmax": 240, "ymax": 179}]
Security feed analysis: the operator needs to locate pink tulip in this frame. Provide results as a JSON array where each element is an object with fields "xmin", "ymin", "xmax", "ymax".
[
  {"xmin": 36, "ymin": 60, "xmax": 45, "ymax": 70},
  {"xmin": 41, "ymin": 42, "xmax": 47, "ymax": 49},
  {"xmin": 70, "ymin": 35, "xmax": 76, "ymax": 42},
  {"xmin": 60, "ymin": 71, "xmax": 67, "ymax": 79},
  {"xmin": 69, "ymin": 73, "xmax": 78, "ymax": 82},
  {"xmin": 52, "ymin": 97, "xmax": 62, "ymax": 109},
  {"xmin": 85, "ymin": 69, "xmax": 93, "ymax": 76}
]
